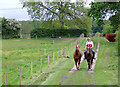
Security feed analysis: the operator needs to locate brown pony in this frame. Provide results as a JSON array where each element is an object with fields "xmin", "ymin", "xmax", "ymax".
[
  {"xmin": 86, "ymin": 45, "xmax": 93, "ymax": 71},
  {"xmin": 73, "ymin": 44, "xmax": 82, "ymax": 70}
]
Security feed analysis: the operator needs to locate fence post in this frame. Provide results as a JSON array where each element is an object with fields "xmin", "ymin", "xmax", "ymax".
[
  {"xmin": 48, "ymin": 55, "xmax": 49, "ymax": 68},
  {"xmin": 19, "ymin": 67, "xmax": 21, "ymax": 87},
  {"xmin": 61, "ymin": 50, "xmax": 63, "ymax": 58},
  {"xmin": 64, "ymin": 47, "xmax": 66, "ymax": 57},
  {"xmin": 31, "ymin": 62, "xmax": 32, "ymax": 79},
  {"xmin": 41, "ymin": 58, "xmax": 42, "ymax": 73},
  {"xmin": 5, "ymin": 73, "xmax": 7, "ymax": 87},
  {"xmin": 53, "ymin": 40, "xmax": 54, "ymax": 44},
  {"xmin": 5, "ymin": 51, "xmax": 7, "ymax": 57},
  {"xmin": 53, "ymin": 52, "xmax": 54, "ymax": 64},
  {"xmin": 44, "ymin": 49, "xmax": 46, "ymax": 56}
]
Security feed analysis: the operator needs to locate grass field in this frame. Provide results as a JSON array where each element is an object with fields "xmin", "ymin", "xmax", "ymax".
[
  {"xmin": 1, "ymin": 37, "xmax": 82, "ymax": 85},
  {"xmin": 27, "ymin": 37, "xmax": 118, "ymax": 85},
  {"xmin": 1, "ymin": 37, "xmax": 118, "ymax": 85}
]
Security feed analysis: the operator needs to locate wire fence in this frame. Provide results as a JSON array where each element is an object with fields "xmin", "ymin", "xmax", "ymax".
[{"xmin": 1, "ymin": 34, "xmax": 84, "ymax": 86}]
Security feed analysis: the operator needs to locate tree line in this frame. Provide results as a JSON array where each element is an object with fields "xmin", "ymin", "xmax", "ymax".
[{"xmin": 1, "ymin": 1, "xmax": 119, "ymax": 39}]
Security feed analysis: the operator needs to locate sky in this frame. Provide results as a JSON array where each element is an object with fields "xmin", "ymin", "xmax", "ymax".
[{"xmin": 0, "ymin": 0, "xmax": 94, "ymax": 21}]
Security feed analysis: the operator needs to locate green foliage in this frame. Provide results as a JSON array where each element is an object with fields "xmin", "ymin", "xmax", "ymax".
[
  {"xmin": 115, "ymin": 25, "xmax": 120, "ymax": 56},
  {"xmin": 2, "ymin": 17, "xmax": 21, "ymax": 39},
  {"xmin": 40, "ymin": 17, "xmax": 92, "ymax": 32},
  {"xmin": 96, "ymin": 32, "xmax": 100, "ymax": 34},
  {"xmin": 23, "ymin": 1, "xmax": 90, "ymax": 29},
  {"xmin": 19, "ymin": 20, "xmax": 41, "ymax": 34},
  {"xmin": 88, "ymin": 2, "xmax": 119, "ymax": 31},
  {"xmin": 115, "ymin": 26, "xmax": 120, "ymax": 42},
  {"xmin": 92, "ymin": 20, "xmax": 103, "ymax": 33},
  {"xmin": 19, "ymin": 18, "xmax": 92, "ymax": 35},
  {"xmin": 102, "ymin": 24, "xmax": 113, "ymax": 35},
  {"xmin": 30, "ymin": 28, "xmax": 87, "ymax": 38}
]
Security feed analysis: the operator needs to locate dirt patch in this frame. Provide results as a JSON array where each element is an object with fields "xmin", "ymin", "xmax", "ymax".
[
  {"xmin": 59, "ymin": 76, "xmax": 69, "ymax": 85},
  {"xmin": 30, "ymin": 71, "xmax": 55, "ymax": 85}
]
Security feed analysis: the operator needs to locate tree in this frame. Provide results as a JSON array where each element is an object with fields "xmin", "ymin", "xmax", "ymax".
[
  {"xmin": 88, "ymin": 2, "xmax": 120, "ymax": 32},
  {"xmin": 22, "ymin": 1, "xmax": 88, "ymax": 29},
  {"xmin": 92, "ymin": 20, "xmax": 103, "ymax": 33},
  {"xmin": 2, "ymin": 17, "xmax": 21, "ymax": 39},
  {"xmin": 102, "ymin": 24, "xmax": 113, "ymax": 35}
]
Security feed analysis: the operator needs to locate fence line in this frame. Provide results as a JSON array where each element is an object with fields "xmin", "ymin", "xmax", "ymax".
[
  {"xmin": 9, "ymin": 75, "xmax": 19, "ymax": 84},
  {"xmin": 1, "ymin": 35, "xmax": 83, "ymax": 86},
  {"xmin": 3, "ymin": 37, "xmax": 77, "ymax": 75},
  {"xmin": 5, "ymin": 68, "xmax": 19, "ymax": 75}
]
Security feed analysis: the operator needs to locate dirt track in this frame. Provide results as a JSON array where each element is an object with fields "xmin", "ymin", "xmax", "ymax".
[{"xmin": 60, "ymin": 42, "xmax": 100, "ymax": 85}]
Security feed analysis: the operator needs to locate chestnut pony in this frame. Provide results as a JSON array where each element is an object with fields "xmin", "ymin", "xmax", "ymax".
[
  {"xmin": 86, "ymin": 44, "xmax": 94, "ymax": 71},
  {"xmin": 73, "ymin": 44, "xmax": 82, "ymax": 70}
]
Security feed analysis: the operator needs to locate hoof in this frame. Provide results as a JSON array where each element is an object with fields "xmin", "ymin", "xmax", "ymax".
[
  {"xmin": 88, "ymin": 69, "xmax": 91, "ymax": 71},
  {"xmin": 77, "ymin": 67, "xmax": 79, "ymax": 70}
]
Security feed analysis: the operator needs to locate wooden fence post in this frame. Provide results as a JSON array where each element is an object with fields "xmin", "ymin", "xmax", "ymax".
[
  {"xmin": 19, "ymin": 67, "xmax": 21, "ymax": 87},
  {"xmin": 41, "ymin": 58, "xmax": 42, "ymax": 73},
  {"xmin": 61, "ymin": 50, "xmax": 63, "ymax": 58},
  {"xmin": 64, "ymin": 47, "xmax": 66, "ymax": 57},
  {"xmin": 5, "ymin": 73, "xmax": 7, "ymax": 87},
  {"xmin": 5, "ymin": 51, "xmax": 7, "ymax": 57},
  {"xmin": 53, "ymin": 52, "xmax": 54, "ymax": 64},
  {"xmin": 53, "ymin": 40, "xmax": 54, "ymax": 44},
  {"xmin": 31, "ymin": 62, "xmax": 32, "ymax": 79},
  {"xmin": 48, "ymin": 55, "xmax": 49, "ymax": 67}
]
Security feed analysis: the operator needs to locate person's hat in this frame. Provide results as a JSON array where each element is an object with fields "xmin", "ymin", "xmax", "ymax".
[{"xmin": 87, "ymin": 37, "xmax": 90, "ymax": 40}]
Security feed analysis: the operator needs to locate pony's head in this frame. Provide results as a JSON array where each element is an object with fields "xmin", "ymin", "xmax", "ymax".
[
  {"xmin": 86, "ymin": 44, "xmax": 93, "ymax": 55},
  {"xmin": 86, "ymin": 45, "xmax": 91, "ymax": 53},
  {"xmin": 76, "ymin": 44, "xmax": 79, "ymax": 49},
  {"xmin": 76, "ymin": 44, "xmax": 79, "ymax": 54},
  {"xmin": 87, "ymin": 44, "xmax": 91, "ymax": 49}
]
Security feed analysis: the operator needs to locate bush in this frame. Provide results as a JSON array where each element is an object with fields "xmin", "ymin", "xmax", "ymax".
[
  {"xmin": 102, "ymin": 24, "xmax": 113, "ymax": 35},
  {"xmin": 105, "ymin": 33, "xmax": 117, "ymax": 42},
  {"xmin": 30, "ymin": 28, "xmax": 87, "ymax": 38},
  {"xmin": 2, "ymin": 18, "xmax": 21, "ymax": 39}
]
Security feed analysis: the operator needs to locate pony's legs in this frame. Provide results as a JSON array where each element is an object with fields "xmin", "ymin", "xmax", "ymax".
[
  {"xmin": 77, "ymin": 58, "xmax": 80, "ymax": 70},
  {"xmin": 90, "ymin": 60, "xmax": 92, "ymax": 70},
  {"xmin": 91, "ymin": 58, "xmax": 93, "ymax": 65},
  {"xmin": 87, "ymin": 59, "xmax": 91, "ymax": 71},
  {"xmin": 75, "ymin": 60, "xmax": 77, "ymax": 70}
]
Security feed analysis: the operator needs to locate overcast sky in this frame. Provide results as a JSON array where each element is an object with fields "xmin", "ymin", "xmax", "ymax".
[{"xmin": 0, "ymin": 0, "xmax": 94, "ymax": 21}]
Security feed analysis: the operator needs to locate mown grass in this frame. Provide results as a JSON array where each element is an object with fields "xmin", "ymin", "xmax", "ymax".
[
  {"xmin": 93, "ymin": 37, "xmax": 118, "ymax": 85},
  {"xmin": 33, "ymin": 37, "xmax": 118, "ymax": 85},
  {"xmin": 62, "ymin": 37, "xmax": 118, "ymax": 85},
  {"xmin": 23, "ymin": 37, "xmax": 86, "ymax": 85}
]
